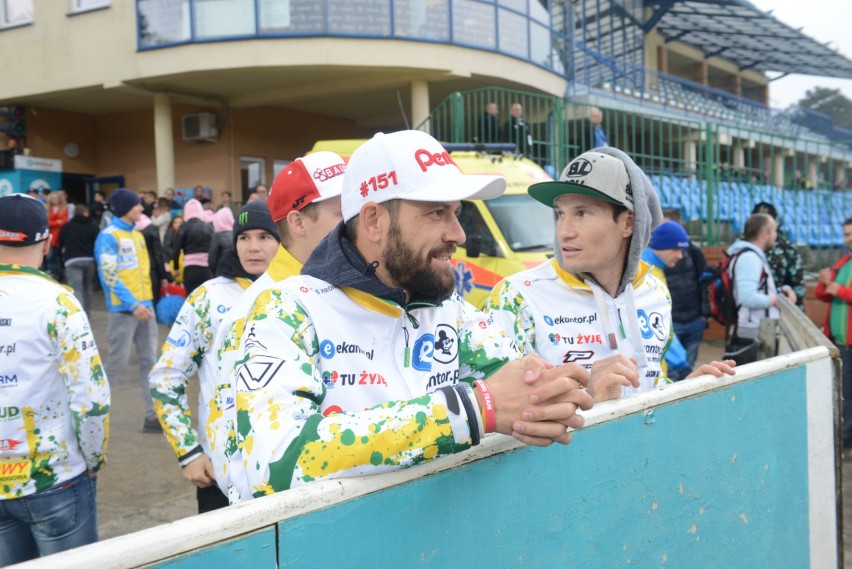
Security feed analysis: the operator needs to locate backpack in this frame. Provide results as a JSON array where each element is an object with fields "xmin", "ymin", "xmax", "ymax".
[{"xmin": 704, "ymin": 250, "xmax": 760, "ymax": 326}]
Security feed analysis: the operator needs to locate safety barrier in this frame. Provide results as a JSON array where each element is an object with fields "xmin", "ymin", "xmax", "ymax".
[{"xmin": 17, "ymin": 345, "xmax": 841, "ymax": 568}]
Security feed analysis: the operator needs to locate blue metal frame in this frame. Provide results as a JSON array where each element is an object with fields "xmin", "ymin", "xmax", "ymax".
[{"xmin": 133, "ymin": 0, "xmax": 822, "ymax": 135}]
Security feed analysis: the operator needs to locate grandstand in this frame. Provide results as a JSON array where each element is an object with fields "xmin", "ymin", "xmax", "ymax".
[{"xmin": 0, "ymin": 0, "xmax": 849, "ymax": 269}]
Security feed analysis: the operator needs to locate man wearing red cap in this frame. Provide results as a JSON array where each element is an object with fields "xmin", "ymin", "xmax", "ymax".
[
  {"xmin": 0, "ymin": 194, "xmax": 110, "ymax": 564},
  {"xmin": 206, "ymin": 150, "xmax": 346, "ymax": 501},
  {"xmin": 149, "ymin": 201, "xmax": 281, "ymax": 513},
  {"xmin": 215, "ymin": 131, "xmax": 592, "ymax": 502}
]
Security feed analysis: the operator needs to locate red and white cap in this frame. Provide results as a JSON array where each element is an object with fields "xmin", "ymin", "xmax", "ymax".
[
  {"xmin": 267, "ymin": 151, "xmax": 346, "ymax": 222},
  {"xmin": 341, "ymin": 130, "xmax": 506, "ymax": 222}
]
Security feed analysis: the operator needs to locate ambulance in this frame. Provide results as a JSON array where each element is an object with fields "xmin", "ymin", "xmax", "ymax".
[{"xmin": 311, "ymin": 140, "xmax": 555, "ymax": 307}]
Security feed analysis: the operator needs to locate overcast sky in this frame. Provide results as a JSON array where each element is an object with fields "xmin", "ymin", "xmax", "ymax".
[{"xmin": 748, "ymin": 0, "xmax": 852, "ymax": 109}]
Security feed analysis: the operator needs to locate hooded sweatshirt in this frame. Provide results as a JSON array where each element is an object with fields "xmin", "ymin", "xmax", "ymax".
[
  {"xmin": 209, "ymin": 207, "xmax": 235, "ymax": 275},
  {"xmin": 486, "ymin": 147, "xmax": 673, "ymax": 393},
  {"xmin": 57, "ymin": 213, "xmax": 99, "ymax": 264},
  {"xmin": 725, "ymin": 239, "xmax": 779, "ymax": 339},
  {"xmin": 173, "ymin": 199, "xmax": 213, "ymax": 268}
]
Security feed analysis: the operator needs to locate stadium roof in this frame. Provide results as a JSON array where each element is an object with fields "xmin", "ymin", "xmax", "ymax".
[{"xmin": 643, "ymin": 0, "xmax": 852, "ymax": 79}]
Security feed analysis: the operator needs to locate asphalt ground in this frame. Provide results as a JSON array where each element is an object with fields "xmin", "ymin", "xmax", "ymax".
[{"xmin": 81, "ymin": 291, "xmax": 851, "ymax": 567}]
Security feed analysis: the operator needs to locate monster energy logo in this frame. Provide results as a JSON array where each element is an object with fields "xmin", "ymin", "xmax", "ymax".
[{"xmin": 239, "ymin": 211, "xmax": 248, "ymax": 224}]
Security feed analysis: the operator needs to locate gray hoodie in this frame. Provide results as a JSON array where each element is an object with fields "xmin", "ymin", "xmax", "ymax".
[{"xmin": 554, "ymin": 146, "xmax": 663, "ymax": 296}]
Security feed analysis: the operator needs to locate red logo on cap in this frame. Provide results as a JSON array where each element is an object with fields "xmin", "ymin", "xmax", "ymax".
[
  {"xmin": 0, "ymin": 230, "xmax": 26, "ymax": 242},
  {"xmin": 414, "ymin": 149, "xmax": 456, "ymax": 172},
  {"xmin": 313, "ymin": 164, "xmax": 345, "ymax": 183},
  {"xmin": 359, "ymin": 170, "xmax": 398, "ymax": 198}
]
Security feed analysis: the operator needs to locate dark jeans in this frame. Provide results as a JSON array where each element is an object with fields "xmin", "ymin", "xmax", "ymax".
[
  {"xmin": 183, "ymin": 265, "xmax": 212, "ymax": 296},
  {"xmin": 0, "ymin": 473, "xmax": 97, "ymax": 566},
  {"xmin": 197, "ymin": 485, "xmax": 229, "ymax": 514},
  {"xmin": 670, "ymin": 317, "xmax": 706, "ymax": 381},
  {"xmin": 838, "ymin": 346, "xmax": 852, "ymax": 446}
]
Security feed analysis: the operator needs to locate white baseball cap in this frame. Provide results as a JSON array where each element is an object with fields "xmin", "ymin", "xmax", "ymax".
[
  {"xmin": 341, "ymin": 130, "xmax": 507, "ymax": 222},
  {"xmin": 529, "ymin": 151, "xmax": 634, "ymax": 212},
  {"xmin": 267, "ymin": 151, "xmax": 346, "ymax": 222}
]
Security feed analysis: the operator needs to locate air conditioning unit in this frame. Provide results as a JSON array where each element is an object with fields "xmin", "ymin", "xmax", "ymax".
[{"xmin": 182, "ymin": 112, "xmax": 218, "ymax": 142}]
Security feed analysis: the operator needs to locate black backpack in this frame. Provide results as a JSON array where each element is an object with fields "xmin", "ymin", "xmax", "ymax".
[{"xmin": 703, "ymin": 249, "xmax": 764, "ymax": 327}]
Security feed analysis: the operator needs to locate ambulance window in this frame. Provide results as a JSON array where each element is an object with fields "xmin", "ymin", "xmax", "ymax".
[
  {"xmin": 459, "ymin": 201, "xmax": 499, "ymax": 257},
  {"xmin": 485, "ymin": 193, "xmax": 553, "ymax": 253}
]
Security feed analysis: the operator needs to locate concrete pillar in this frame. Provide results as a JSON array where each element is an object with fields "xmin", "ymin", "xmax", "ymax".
[
  {"xmin": 696, "ymin": 61, "xmax": 708, "ymax": 86},
  {"xmin": 733, "ymin": 141, "xmax": 745, "ymax": 169},
  {"xmin": 153, "ymin": 94, "xmax": 175, "ymax": 192},
  {"xmin": 807, "ymin": 160, "xmax": 818, "ymax": 189},
  {"xmin": 657, "ymin": 46, "xmax": 668, "ymax": 73},
  {"xmin": 836, "ymin": 161, "xmax": 849, "ymax": 190},
  {"xmin": 411, "ymin": 80, "xmax": 430, "ymax": 134},
  {"xmin": 683, "ymin": 140, "xmax": 697, "ymax": 176},
  {"xmin": 773, "ymin": 153, "xmax": 784, "ymax": 188}
]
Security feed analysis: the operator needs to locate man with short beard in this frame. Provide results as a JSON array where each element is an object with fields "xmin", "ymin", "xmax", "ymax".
[{"xmin": 219, "ymin": 130, "xmax": 593, "ymax": 501}]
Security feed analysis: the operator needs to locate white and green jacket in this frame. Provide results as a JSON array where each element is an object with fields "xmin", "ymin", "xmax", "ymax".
[
  {"xmin": 149, "ymin": 253, "xmax": 252, "ymax": 465},
  {"xmin": 205, "ymin": 245, "xmax": 303, "ymax": 498},
  {"xmin": 216, "ymin": 225, "xmax": 516, "ymax": 501},
  {"xmin": 0, "ymin": 264, "xmax": 110, "ymax": 499},
  {"xmin": 485, "ymin": 258, "xmax": 673, "ymax": 395}
]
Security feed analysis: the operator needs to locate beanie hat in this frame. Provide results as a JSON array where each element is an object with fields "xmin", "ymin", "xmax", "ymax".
[
  {"xmin": 650, "ymin": 220, "xmax": 689, "ymax": 250},
  {"xmin": 268, "ymin": 151, "xmax": 346, "ymax": 222},
  {"xmin": 0, "ymin": 194, "xmax": 50, "ymax": 247},
  {"xmin": 233, "ymin": 201, "xmax": 280, "ymax": 248},
  {"xmin": 341, "ymin": 130, "xmax": 506, "ymax": 222},
  {"xmin": 110, "ymin": 188, "xmax": 141, "ymax": 218}
]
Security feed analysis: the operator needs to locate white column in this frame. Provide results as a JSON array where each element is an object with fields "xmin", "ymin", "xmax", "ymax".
[
  {"xmin": 682, "ymin": 140, "xmax": 697, "ymax": 177},
  {"xmin": 807, "ymin": 160, "xmax": 818, "ymax": 189},
  {"xmin": 733, "ymin": 142, "xmax": 745, "ymax": 169},
  {"xmin": 773, "ymin": 153, "xmax": 784, "ymax": 188},
  {"xmin": 411, "ymin": 80, "xmax": 430, "ymax": 133},
  {"xmin": 153, "ymin": 94, "xmax": 175, "ymax": 192}
]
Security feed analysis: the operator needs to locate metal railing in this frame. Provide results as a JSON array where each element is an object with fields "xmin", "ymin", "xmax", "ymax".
[{"xmin": 419, "ymin": 87, "xmax": 852, "ymax": 263}]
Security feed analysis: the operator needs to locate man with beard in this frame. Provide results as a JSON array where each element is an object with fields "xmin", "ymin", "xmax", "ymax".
[
  {"xmin": 724, "ymin": 213, "xmax": 796, "ymax": 364},
  {"xmin": 485, "ymin": 149, "xmax": 735, "ymax": 402},
  {"xmin": 217, "ymin": 131, "xmax": 593, "ymax": 501}
]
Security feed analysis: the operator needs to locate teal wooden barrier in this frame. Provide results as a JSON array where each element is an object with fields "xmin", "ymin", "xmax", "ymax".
[{"xmin": 18, "ymin": 347, "xmax": 839, "ymax": 569}]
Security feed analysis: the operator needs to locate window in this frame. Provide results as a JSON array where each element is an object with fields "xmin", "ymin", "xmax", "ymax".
[
  {"xmin": 194, "ymin": 0, "xmax": 255, "ymax": 39},
  {"xmin": 240, "ymin": 156, "xmax": 266, "ymax": 202},
  {"xmin": 69, "ymin": 0, "xmax": 110, "ymax": 14},
  {"xmin": 1, "ymin": 0, "xmax": 32, "ymax": 27},
  {"xmin": 273, "ymin": 159, "xmax": 291, "ymax": 179}
]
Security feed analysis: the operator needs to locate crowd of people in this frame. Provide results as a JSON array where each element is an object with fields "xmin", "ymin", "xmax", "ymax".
[{"xmin": 0, "ymin": 129, "xmax": 843, "ymax": 565}]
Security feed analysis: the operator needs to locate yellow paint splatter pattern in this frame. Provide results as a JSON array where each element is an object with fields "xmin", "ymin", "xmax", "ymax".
[
  {"xmin": 228, "ymin": 282, "xmax": 516, "ymax": 497},
  {"xmin": 0, "ymin": 266, "xmax": 109, "ymax": 498},
  {"xmin": 150, "ymin": 277, "xmax": 246, "ymax": 460}
]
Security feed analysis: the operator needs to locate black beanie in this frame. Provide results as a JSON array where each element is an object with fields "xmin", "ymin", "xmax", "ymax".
[
  {"xmin": 110, "ymin": 188, "xmax": 141, "ymax": 218},
  {"xmin": 234, "ymin": 201, "xmax": 281, "ymax": 248}
]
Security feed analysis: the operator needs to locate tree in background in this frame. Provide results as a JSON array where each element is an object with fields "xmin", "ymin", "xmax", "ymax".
[{"xmin": 798, "ymin": 87, "xmax": 852, "ymax": 130}]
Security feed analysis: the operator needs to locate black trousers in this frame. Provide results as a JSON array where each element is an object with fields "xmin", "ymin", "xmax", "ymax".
[
  {"xmin": 197, "ymin": 484, "xmax": 229, "ymax": 514},
  {"xmin": 183, "ymin": 266, "xmax": 213, "ymax": 296}
]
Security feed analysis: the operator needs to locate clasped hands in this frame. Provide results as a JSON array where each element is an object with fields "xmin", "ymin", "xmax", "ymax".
[{"xmin": 477, "ymin": 354, "xmax": 594, "ymax": 448}]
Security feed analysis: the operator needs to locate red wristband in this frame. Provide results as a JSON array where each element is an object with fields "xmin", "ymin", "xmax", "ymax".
[{"xmin": 473, "ymin": 380, "xmax": 496, "ymax": 434}]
